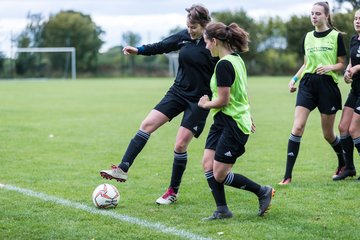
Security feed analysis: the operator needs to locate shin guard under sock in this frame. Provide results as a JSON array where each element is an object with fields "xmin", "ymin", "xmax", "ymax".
[
  {"xmin": 284, "ymin": 134, "xmax": 301, "ymax": 179},
  {"xmin": 170, "ymin": 152, "xmax": 187, "ymax": 193},
  {"xmin": 119, "ymin": 130, "xmax": 150, "ymax": 172}
]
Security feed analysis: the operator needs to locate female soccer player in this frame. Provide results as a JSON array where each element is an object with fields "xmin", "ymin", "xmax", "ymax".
[
  {"xmin": 334, "ymin": 9, "xmax": 360, "ymax": 181},
  {"xmin": 279, "ymin": 2, "xmax": 346, "ymax": 185},
  {"xmin": 198, "ymin": 22, "xmax": 274, "ymax": 220},
  {"xmin": 100, "ymin": 4, "xmax": 217, "ymax": 205}
]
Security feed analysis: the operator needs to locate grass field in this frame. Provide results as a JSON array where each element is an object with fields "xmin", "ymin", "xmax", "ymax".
[{"xmin": 1, "ymin": 77, "xmax": 360, "ymax": 240}]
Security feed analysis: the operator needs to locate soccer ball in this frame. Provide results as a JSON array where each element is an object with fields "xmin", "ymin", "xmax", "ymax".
[{"xmin": 92, "ymin": 183, "xmax": 120, "ymax": 208}]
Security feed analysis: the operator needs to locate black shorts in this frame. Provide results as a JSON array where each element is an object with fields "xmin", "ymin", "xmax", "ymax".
[
  {"xmin": 296, "ymin": 73, "xmax": 342, "ymax": 114},
  {"xmin": 344, "ymin": 80, "xmax": 360, "ymax": 114},
  {"xmin": 205, "ymin": 112, "xmax": 249, "ymax": 164},
  {"xmin": 154, "ymin": 88, "xmax": 209, "ymax": 138}
]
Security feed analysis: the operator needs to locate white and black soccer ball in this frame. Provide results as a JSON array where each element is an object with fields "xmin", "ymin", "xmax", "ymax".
[{"xmin": 92, "ymin": 183, "xmax": 120, "ymax": 208}]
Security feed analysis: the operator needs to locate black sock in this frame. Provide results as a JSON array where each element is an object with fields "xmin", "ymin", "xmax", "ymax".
[
  {"xmin": 331, "ymin": 136, "xmax": 345, "ymax": 168},
  {"xmin": 204, "ymin": 170, "xmax": 227, "ymax": 208},
  {"xmin": 118, "ymin": 130, "xmax": 150, "ymax": 172},
  {"xmin": 170, "ymin": 151, "xmax": 187, "ymax": 194},
  {"xmin": 340, "ymin": 135, "xmax": 354, "ymax": 169},
  {"xmin": 223, "ymin": 172, "xmax": 261, "ymax": 195},
  {"xmin": 284, "ymin": 134, "xmax": 301, "ymax": 179},
  {"xmin": 217, "ymin": 205, "xmax": 230, "ymax": 213},
  {"xmin": 354, "ymin": 137, "xmax": 360, "ymax": 156}
]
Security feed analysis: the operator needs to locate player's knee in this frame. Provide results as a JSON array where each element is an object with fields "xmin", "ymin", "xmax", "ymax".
[
  {"xmin": 139, "ymin": 120, "xmax": 155, "ymax": 133},
  {"xmin": 338, "ymin": 121, "xmax": 348, "ymax": 135},
  {"xmin": 213, "ymin": 170, "xmax": 226, "ymax": 183},
  {"xmin": 292, "ymin": 125, "xmax": 305, "ymax": 135},
  {"xmin": 202, "ymin": 157, "xmax": 212, "ymax": 171},
  {"xmin": 349, "ymin": 125, "xmax": 359, "ymax": 138},
  {"xmin": 174, "ymin": 140, "xmax": 189, "ymax": 152}
]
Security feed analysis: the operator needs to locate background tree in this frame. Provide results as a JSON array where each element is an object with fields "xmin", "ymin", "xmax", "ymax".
[
  {"xmin": 15, "ymin": 13, "xmax": 44, "ymax": 76},
  {"xmin": 335, "ymin": 0, "xmax": 360, "ymax": 10},
  {"xmin": 284, "ymin": 15, "xmax": 313, "ymax": 59},
  {"xmin": 256, "ymin": 16, "xmax": 297, "ymax": 75},
  {"xmin": 0, "ymin": 52, "xmax": 5, "ymax": 76},
  {"xmin": 212, "ymin": 9, "xmax": 259, "ymax": 74},
  {"xmin": 121, "ymin": 31, "xmax": 141, "ymax": 75},
  {"xmin": 333, "ymin": 10, "xmax": 356, "ymax": 50},
  {"xmin": 7, "ymin": 5, "xmax": 357, "ymax": 79},
  {"xmin": 41, "ymin": 10, "xmax": 104, "ymax": 73},
  {"xmin": 97, "ymin": 46, "xmax": 123, "ymax": 77}
]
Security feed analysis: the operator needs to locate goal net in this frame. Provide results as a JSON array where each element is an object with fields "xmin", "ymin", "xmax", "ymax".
[{"xmin": 14, "ymin": 47, "xmax": 76, "ymax": 79}]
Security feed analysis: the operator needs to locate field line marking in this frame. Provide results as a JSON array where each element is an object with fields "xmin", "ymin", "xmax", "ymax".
[{"xmin": 0, "ymin": 183, "xmax": 212, "ymax": 240}]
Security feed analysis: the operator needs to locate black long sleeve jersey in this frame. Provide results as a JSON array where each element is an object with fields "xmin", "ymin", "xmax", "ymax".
[
  {"xmin": 137, "ymin": 29, "xmax": 218, "ymax": 101},
  {"xmin": 350, "ymin": 35, "xmax": 360, "ymax": 82}
]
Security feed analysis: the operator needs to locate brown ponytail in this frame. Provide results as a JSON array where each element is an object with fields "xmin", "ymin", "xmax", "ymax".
[
  {"xmin": 205, "ymin": 22, "xmax": 250, "ymax": 53},
  {"xmin": 314, "ymin": 1, "xmax": 344, "ymax": 33}
]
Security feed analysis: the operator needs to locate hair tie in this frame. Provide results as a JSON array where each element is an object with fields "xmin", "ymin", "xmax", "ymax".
[{"xmin": 225, "ymin": 26, "xmax": 230, "ymax": 31}]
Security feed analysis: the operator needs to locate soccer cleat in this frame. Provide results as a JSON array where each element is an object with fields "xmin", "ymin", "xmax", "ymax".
[
  {"xmin": 100, "ymin": 165, "xmax": 128, "ymax": 182},
  {"xmin": 332, "ymin": 168, "xmax": 356, "ymax": 181},
  {"xmin": 332, "ymin": 166, "xmax": 345, "ymax": 179},
  {"xmin": 202, "ymin": 210, "xmax": 233, "ymax": 221},
  {"xmin": 278, "ymin": 177, "xmax": 291, "ymax": 185},
  {"xmin": 258, "ymin": 186, "xmax": 275, "ymax": 216},
  {"xmin": 156, "ymin": 187, "xmax": 178, "ymax": 205}
]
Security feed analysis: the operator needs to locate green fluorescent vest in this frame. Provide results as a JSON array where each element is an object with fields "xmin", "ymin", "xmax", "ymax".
[
  {"xmin": 210, "ymin": 54, "xmax": 252, "ymax": 134},
  {"xmin": 302, "ymin": 29, "xmax": 339, "ymax": 83}
]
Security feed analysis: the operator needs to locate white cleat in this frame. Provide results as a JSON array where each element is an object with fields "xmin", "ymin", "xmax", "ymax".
[
  {"xmin": 100, "ymin": 165, "xmax": 128, "ymax": 182},
  {"xmin": 156, "ymin": 187, "xmax": 177, "ymax": 205}
]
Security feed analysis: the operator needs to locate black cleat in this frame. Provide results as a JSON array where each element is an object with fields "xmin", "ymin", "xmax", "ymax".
[
  {"xmin": 258, "ymin": 186, "xmax": 275, "ymax": 216},
  {"xmin": 332, "ymin": 168, "xmax": 356, "ymax": 181},
  {"xmin": 332, "ymin": 166, "xmax": 345, "ymax": 179},
  {"xmin": 202, "ymin": 210, "xmax": 233, "ymax": 221}
]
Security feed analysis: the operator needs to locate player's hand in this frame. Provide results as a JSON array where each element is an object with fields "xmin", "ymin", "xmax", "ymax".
[
  {"xmin": 344, "ymin": 70, "xmax": 353, "ymax": 84},
  {"xmin": 315, "ymin": 64, "xmax": 330, "ymax": 75},
  {"xmin": 198, "ymin": 95, "xmax": 210, "ymax": 109},
  {"xmin": 288, "ymin": 79, "xmax": 297, "ymax": 93},
  {"xmin": 123, "ymin": 46, "xmax": 138, "ymax": 55},
  {"xmin": 251, "ymin": 117, "xmax": 256, "ymax": 133}
]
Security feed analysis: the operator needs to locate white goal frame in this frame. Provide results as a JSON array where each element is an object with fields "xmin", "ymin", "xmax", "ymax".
[
  {"xmin": 165, "ymin": 52, "xmax": 179, "ymax": 77},
  {"xmin": 15, "ymin": 47, "xmax": 76, "ymax": 80}
]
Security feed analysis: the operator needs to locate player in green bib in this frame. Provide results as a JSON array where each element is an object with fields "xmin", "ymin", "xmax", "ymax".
[
  {"xmin": 198, "ymin": 22, "xmax": 275, "ymax": 220},
  {"xmin": 279, "ymin": 2, "xmax": 346, "ymax": 185}
]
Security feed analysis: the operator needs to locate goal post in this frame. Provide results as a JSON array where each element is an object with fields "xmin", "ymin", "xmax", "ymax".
[
  {"xmin": 165, "ymin": 52, "xmax": 179, "ymax": 77},
  {"xmin": 15, "ymin": 47, "xmax": 76, "ymax": 80}
]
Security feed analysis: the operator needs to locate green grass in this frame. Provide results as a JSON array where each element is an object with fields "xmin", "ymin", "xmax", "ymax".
[{"xmin": 1, "ymin": 77, "xmax": 359, "ymax": 240}]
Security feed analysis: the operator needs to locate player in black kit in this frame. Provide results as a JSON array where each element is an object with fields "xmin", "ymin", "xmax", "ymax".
[
  {"xmin": 334, "ymin": 9, "xmax": 360, "ymax": 181},
  {"xmin": 100, "ymin": 4, "xmax": 217, "ymax": 204}
]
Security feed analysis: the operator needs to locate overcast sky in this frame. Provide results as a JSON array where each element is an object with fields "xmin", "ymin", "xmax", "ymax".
[{"xmin": 0, "ymin": 0, "xmax": 340, "ymax": 56}]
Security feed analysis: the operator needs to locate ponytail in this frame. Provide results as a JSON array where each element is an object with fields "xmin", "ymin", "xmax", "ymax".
[
  {"xmin": 314, "ymin": 1, "xmax": 345, "ymax": 34},
  {"xmin": 205, "ymin": 22, "xmax": 250, "ymax": 53}
]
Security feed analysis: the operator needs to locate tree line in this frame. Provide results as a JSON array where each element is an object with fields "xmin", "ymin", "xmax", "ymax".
[{"xmin": 0, "ymin": 0, "xmax": 359, "ymax": 78}]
